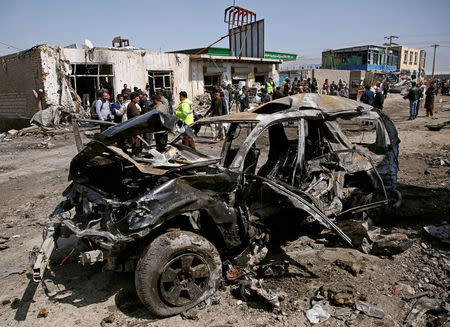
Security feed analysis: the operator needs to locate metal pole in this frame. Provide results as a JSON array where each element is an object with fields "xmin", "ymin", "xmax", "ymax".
[{"xmin": 431, "ymin": 44, "xmax": 439, "ymax": 78}]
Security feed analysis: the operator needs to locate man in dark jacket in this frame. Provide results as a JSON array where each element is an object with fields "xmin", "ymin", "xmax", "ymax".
[
  {"xmin": 404, "ymin": 82, "xmax": 422, "ymax": 120},
  {"xmin": 239, "ymin": 86, "xmax": 250, "ymax": 112},
  {"xmin": 206, "ymin": 90, "xmax": 227, "ymax": 141},
  {"xmin": 425, "ymin": 82, "xmax": 436, "ymax": 117},
  {"xmin": 272, "ymin": 87, "xmax": 283, "ymax": 100},
  {"xmin": 127, "ymin": 92, "xmax": 142, "ymax": 155},
  {"xmin": 373, "ymin": 87, "xmax": 385, "ymax": 110},
  {"xmin": 361, "ymin": 85, "xmax": 374, "ymax": 105}
]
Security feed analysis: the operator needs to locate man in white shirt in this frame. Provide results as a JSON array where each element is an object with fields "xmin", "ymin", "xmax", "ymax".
[{"xmin": 95, "ymin": 91, "xmax": 111, "ymax": 121}]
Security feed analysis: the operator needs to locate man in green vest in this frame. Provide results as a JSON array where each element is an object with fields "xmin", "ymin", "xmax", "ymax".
[
  {"xmin": 176, "ymin": 91, "xmax": 196, "ymax": 149},
  {"xmin": 266, "ymin": 77, "xmax": 275, "ymax": 95}
]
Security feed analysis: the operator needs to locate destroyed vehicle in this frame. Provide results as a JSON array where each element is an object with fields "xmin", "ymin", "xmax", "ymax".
[{"xmin": 33, "ymin": 94, "xmax": 401, "ymax": 317}]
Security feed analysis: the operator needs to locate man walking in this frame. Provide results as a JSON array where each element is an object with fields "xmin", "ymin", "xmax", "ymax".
[
  {"xmin": 206, "ymin": 90, "xmax": 227, "ymax": 142},
  {"xmin": 404, "ymin": 82, "xmax": 422, "ymax": 120},
  {"xmin": 176, "ymin": 91, "xmax": 195, "ymax": 149}
]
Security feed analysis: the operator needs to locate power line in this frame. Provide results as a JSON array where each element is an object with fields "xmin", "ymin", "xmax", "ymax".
[{"xmin": 0, "ymin": 41, "xmax": 23, "ymax": 51}]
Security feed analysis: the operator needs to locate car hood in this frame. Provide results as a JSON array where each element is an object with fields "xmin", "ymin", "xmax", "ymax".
[{"xmin": 94, "ymin": 110, "xmax": 194, "ymax": 145}]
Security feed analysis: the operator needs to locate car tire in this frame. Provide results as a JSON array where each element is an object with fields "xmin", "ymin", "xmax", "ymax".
[{"xmin": 135, "ymin": 230, "xmax": 222, "ymax": 317}]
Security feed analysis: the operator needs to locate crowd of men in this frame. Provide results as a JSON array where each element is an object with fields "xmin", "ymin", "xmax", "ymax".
[
  {"xmin": 93, "ymin": 74, "xmax": 443, "ymax": 154},
  {"xmin": 94, "ymin": 83, "xmax": 195, "ymax": 152}
]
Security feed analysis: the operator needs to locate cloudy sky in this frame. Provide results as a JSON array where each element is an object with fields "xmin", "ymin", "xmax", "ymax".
[{"xmin": 1, "ymin": 0, "xmax": 449, "ymax": 73}]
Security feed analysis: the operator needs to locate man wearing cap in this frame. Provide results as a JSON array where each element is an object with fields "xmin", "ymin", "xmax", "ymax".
[{"xmin": 176, "ymin": 91, "xmax": 195, "ymax": 149}]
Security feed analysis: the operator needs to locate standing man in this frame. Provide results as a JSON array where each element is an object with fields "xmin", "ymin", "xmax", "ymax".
[
  {"xmin": 404, "ymin": 82, "xmax": 422, "ymax": 120},
  {"xmin": 281, "ymin": 78, "xmax": 291, "ymax": 97},
  {"xmin": 151, "ymin": 95, "xmax": 169, "ymax": 114},
  {"xmin": 176, "ymin": 91, "xmax": 195, "ymax": 149},
  {"xmin": 425, "ymin": 82, "xmax": 436, "ymax": 117},
  {"xmin": 239, "ymin": 86, "xmax": 250, "ymax": 112},
  {"xmin": 311, "ymin": 78, "xmax": 318, "ymax": 93},
  {"xmin": 121, "ymin": 83, "xmax": 131, "ymax": 95},
  {"xmin": 151, "ymin": 95, "xmax": 170, "ymax": 151},
  {"xmin": 261, "ymin": 89, "xmax": 272, "ymax": 104},
  {"xmin": 361, "ymin": 85, "xmax": 375, "ymax": 105},
  {"xmin": 383, "ymin": 81, "xmax": 389, "ymax": 99},
  {"xmin": 110, "ymin": 94, "xmax": 125, "ymax": 123},
  {"xmin": 127, "ymin": 92, "xmax": 142, "ymax": 155},
  {"xmin": 373, "ymin": 87, "xmax": 385, "ymax": 110},
  {"xmin": 156, "ymin": 90, "xmax": 169, "ymax": 109},
  {"xmin": 206, "ymin": 90, "xmax": 227, "ymax": 142},
  {"xmin": 161, "ymin": 87, "xmax": 174, "ymax": 114},
  {"xmin": 330, "ymin": 81, "xmax": 337, "ymax": 94},
  {"xmin": 418, "ymin": 82, "xmax": 427, "ymax": 110},
  {"xmin": 144, "ymin": 84, "xmax": 151, "ymax": 97},
  {"xmin": 272, "ymin": 87, "xmax": 283, "ymax": 100},
  {"xmin": 219, "ymin": 85, "xmax": 229, "ymax": 114},
  {"xmin": 95, "ymin": 91, "xmax": 111, "ymax": 131},
  {"xmin": 266, "ymin": 77, "xmax": 275, "ymax": 95}
]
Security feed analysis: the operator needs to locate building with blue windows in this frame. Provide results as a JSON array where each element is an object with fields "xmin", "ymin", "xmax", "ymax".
[{"xmin": 322, "ymin": 45, "xmax": 398, "ymax": 71}]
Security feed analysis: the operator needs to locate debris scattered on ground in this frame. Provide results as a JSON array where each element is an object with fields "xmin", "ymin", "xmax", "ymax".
[
  {"xmin": 0, "ymin": 296, "xmax": 11, "ymax": 305},
  {"xmin": 100, "ymin": 314, "xmax": 115, "ymax": 326},
  {"xmin": 306, "ymin": 303, "xmax": 331, "ymax": 324},
  {"xmin": 37, "ymin": 308, "xmax": 48, "ymax": 318},
  {"xmin": 370, "ymin": 233, "xmax": 413, "ymax": 256},
  {"xmin": 423, "ymin": 224, "xmax": 450, "ymax": 244},
  {"xmin": 235, "ymin": 278, "xmax": 286, "ymax": 309},
  {"xmin": 0, "ymin": 261, "xmax": 26, "ymax": 279},
  {"xmin": 321, "ymin": 285, "xmax": 356, "ymax": 307},
  {"xmin": 354, "ymin": 300, "xmax": 385, "ymax": 319},
  {"xmin": 7, "ymin": 129, "xmax": 18, "ymax": 137},
  {"xmin": 403, "ymin": 296, "xmax": 442, "ymax": 326},
  {"xmin": 181, "ymin": 308, "xmax": 199, "ymax": 321},
  {"xmin": 333, "ymin": 259, "xmax": 365, "ymax": 276}
]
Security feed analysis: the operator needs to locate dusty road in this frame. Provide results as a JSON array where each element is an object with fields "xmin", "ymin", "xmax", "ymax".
[{"xmin": 0, "ymin": 94, "xmax": 449, "ymax": 326}]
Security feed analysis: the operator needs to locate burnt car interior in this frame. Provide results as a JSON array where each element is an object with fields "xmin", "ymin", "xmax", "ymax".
[{"xmin": 31, "ymin": 95, "xmax": 401, "ymax": 317}]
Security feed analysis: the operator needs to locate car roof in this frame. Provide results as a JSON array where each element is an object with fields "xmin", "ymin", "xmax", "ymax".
[{"xmin": 197, "ymin": 94, "xmax": 373, "ymax": 125}]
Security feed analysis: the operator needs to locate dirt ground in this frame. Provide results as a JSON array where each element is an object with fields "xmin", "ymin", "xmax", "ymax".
[{"xmin": 0, "ymin": 94, "xmax": 449, "ymax": 327}]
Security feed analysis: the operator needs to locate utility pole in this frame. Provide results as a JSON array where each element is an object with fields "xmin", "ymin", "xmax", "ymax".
[
  {"xmin": 431, "ymin": 44, "xmax": 439, "ymax": 78},
  {"xmin": 383, "ymin": 35, "xmax": 399, "ymax": 47}
]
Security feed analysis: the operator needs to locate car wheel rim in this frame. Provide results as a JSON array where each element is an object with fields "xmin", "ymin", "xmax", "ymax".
[{"xmin": 159, "ymin": 253, "xmax": 211, "ymax": 307}]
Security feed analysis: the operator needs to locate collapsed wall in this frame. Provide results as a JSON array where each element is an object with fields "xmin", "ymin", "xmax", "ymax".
[
  {"xmin": 0, "ymin": 45, "xmax": 81, "ymax": 130},
  {"xmin": 0, "ymin": 47, "xmax": 44, "ymax": 125}
]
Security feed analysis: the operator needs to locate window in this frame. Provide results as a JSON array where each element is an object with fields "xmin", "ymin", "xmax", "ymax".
[
  {"xmin": 409, "ymin": 51, "xmax": 413, "ymax": 64},
  {"xmin": 414, "ymin": 52, "xmax": 418, "ymax": 65},
  {"xmin": 70, "ymin": 63, "xmax": 115, "ymax": 108},
  {"xmin": 148, "ymin": 71, "xmax": 172, "ymax": 96},
  {"xmin": 403, "ymin": 51, "xmax": 407, "ymax": 64},
  {"xmin": 204, "ymin": 75, "xmax": 221, "ymax": 92}
]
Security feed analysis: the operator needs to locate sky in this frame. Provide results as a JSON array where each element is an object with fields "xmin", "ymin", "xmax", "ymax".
[{"xmin": 1, "ymin": 0, "xmax": 449, "ymax": 73}]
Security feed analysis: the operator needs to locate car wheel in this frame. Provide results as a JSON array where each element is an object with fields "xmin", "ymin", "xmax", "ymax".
[{"xmin": 135, "ymin": 230, "xmax": 222, "ymax": 317}]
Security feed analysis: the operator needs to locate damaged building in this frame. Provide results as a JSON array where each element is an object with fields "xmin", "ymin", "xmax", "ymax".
[{"xmin": 0, "ymin": 44, "xmax": 286, "ymax": 130}]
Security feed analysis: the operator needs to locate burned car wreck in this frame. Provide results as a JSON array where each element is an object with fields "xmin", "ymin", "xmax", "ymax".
[{"xmin": 32, "ymin": 94, "xmax": 401, "ymax": 317}]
